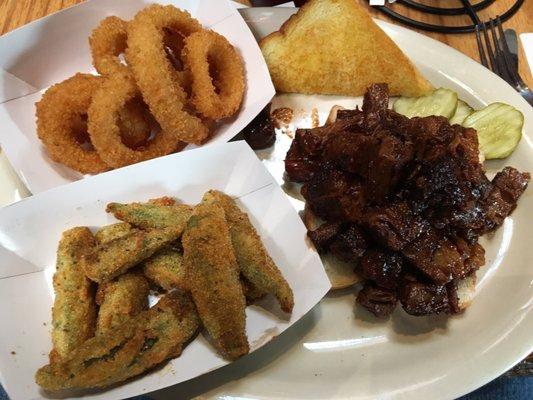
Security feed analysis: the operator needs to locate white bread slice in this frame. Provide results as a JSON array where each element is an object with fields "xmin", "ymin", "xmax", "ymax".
[
  {"xmin": 303, "ymin": 205, "xmax": 363, "ymax": 290},
  {"xmin": 457, "ymin": 273, "xmax": 476, "ymax": 311},
  {"xmin": 260, "ymin": 0, "xmax": 433, "ymax": 97}
]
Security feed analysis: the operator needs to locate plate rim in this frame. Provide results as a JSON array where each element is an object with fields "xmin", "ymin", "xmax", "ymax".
[{"xmin": 237, "ymin": 6, "xmax": 533, "ymax": 400}]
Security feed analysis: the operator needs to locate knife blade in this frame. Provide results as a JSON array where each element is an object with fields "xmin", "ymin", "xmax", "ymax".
[{"xmin": 500, "ymin": 28, "xmax": 519, "ymax": 73}]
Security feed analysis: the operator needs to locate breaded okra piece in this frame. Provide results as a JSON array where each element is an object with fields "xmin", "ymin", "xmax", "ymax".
[
  {"xmin": 81, "ymin": 227, "xmax": 182, "ymax": 283},
  {"xmin": 241, "ymin": 276, "xmax": 267, "ymax": 304},
  {"xmin": 143, "ymin": 246, "xmax": 266, "ymax": 304},
  {"xmin": 202, "ymin": 190, "xmax": 294, "ymax": 313},
  {"xmin": 94, "ymin": 222, "xmax": 133, "ymax": 244},
  {"xmin": 50, "ymin": 227, "xmax": 98, "ymax": 364},
  {"xmin": 148, "ymin": 196, "xmax": 176, "ymax": 206},
  {"xmin": 143, "ymin": 246, "xmax": 187, "ymax": 291},
  {"xmin": 182, "ymin": 202, "xmax": 249, "ymax": 360},
  {"xmin": 35, "ymin": 291, "xmax": 200, "ymax": 390},
  {"xmin": 106, "ymin": 200, "xmax": 192, "ymax": 231},
  {"xmin": 95, "ymin": 273, "xmax": 150, "ymax": 334}
]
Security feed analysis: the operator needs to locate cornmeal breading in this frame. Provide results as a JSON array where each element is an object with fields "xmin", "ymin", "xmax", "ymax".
[
  {"xmin": 182, "ymin": 202, "xmax": 249, "ymax": 360},
  {"xmin": 50, "ymin": 227, "xmax": 98, "ymax": 364}
]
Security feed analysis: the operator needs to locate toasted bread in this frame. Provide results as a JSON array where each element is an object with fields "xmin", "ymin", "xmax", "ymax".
[
  {"xmin": 322, "ymin": 253, "xmax": 363, "ymax": 290},
  {"xmin": 260, "ymin": 0, "xmax": 433, "ymax": 97},
  {"xmin": 457, "ymin": 273, "xmax": 476, "ymax": 311},
  {"xmin": 304, "ymin": 205, "xmax": 362, "ymax": 290}
]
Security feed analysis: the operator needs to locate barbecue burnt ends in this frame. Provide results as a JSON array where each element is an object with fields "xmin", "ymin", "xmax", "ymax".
[{"xmin": 287, "ymin": 83, "xmax": 530, "ymax": 318}]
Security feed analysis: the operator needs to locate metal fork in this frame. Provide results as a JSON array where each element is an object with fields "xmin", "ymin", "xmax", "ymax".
[{"xmin": 475, "ymin": 16, "xmax": 533, "ymax": 107}]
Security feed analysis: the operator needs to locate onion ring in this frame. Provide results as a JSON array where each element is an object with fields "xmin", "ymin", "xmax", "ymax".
[
  {"xmin": 117, "ymin": 97, "xmax": 153, "ymax": 149},
  {"xmin": 88, "ymin": 73, "xmax": 184, "ymax": 168},
  {"xmin": 36, "ymin": 73, "xmax": 110, "ymax": 174},
  {"xmin": 126, "ymin": 4, "xmax": 209, "ymax": 145},
  {"xmin": 182, "ymin": 30, "xmax": 245, "ymax": 120},
  {"xmin": 56, "ymin": 94, "xmax": 151, "ymax": 150},
  {"xmin": 71, "ymin": 114, "xmax": 90, "ymax": 144},
  {"xmin": 163, "ymin": 29, "xmax": 192, "ymax": 92},
  {"xmin": 89, "ymin": 15, "xmax": 190, "ymax": 90},
  {"xmin": 90, "ymin": 17, "xmax": 153, "ymax": 148},
  {"xmin": 89, "ymin": 16, "xmax": 129, "ymax": 76}
]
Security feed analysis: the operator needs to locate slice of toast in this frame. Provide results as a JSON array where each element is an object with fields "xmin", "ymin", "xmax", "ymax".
[
  {"xmin": 303, "ymin": 205, "xmax": 363, "ymax": 290},
  {"xmin": 457, "ymin": 273, "xmax": 476, "ymax": 311},
  {"xmin": 260, "ymin": 0, "xmax": 433, "ymax": 97}
]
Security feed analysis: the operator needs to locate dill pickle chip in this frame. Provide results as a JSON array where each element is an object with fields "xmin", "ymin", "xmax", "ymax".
[
  {"xmin": 462, "ymin": 103, "xmax": 523, "ymax": 159},
  {"xmin": 393, "ymin": 88, "xmax": 458, "ymax": 119},
  {"xmin": 449, "ymin": 99, "xmax": 473, "ymax": 125}
]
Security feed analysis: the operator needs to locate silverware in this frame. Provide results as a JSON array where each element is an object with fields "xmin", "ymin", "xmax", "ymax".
[
  {"xmin": 501, "ymin": 28, "xmax": 519, "ymax": 71},
  {"xmin": 475, "ymin": 17, "xmax": 533, "ymax": 107}
]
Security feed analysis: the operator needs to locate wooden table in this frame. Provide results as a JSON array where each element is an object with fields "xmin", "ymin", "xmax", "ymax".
[
  {"xmin": 0, "ymin": 0, "xmax": 530, "ymax": 86},
  {"xmin": 358, "ymin": 0, "xmax": 533, "ymax": 88},
  {"xmin": 250, "ymin": 0, "xmax": 532, "ymax": 88},
  {"xmin": 0, "ymin": 0, "xmax": 531, "ymax": 378}
]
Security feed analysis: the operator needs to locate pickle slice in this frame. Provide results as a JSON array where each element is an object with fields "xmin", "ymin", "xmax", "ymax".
[
  {"xmin": 462, "ymin": 103, "xmax": 523, "ymax": 159},
  {"xmin": 393, "ymin": 88, "xmax": 458, "ymax": 118},
  {"xmin": 449, "ymin": 100, "xmax": 473, "ymax": 125}
]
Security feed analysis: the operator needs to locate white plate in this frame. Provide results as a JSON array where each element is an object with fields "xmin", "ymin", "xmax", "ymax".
[
  {"xmin": 0, "ymin": 141, "xmax": 330, "ymax": 400},
  {"xmin": 1, "ymin": 6, "xmax": 532, "ymax": 400},
  {"xmin": 150, "ymin": 8, "xmax": 533, "ymax": 400},
  {"xmin": 0, "ymin": 0, "xmax": 275, "ymax": 194}
]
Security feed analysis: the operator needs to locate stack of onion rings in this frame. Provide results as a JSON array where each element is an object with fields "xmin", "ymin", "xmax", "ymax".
[{"xmin": 35, "ymin": 4, "xmax": 245, "ymax": 174}]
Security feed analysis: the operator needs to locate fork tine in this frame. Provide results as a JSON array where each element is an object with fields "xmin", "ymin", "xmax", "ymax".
[
  {"xmin": 475, "ymin": 25, "xmax": 489, "ymax": 68},
  {"xmin": 495, "ymin": 16, "xmax": 527, "ymax": 88},
  {"xmin": 480, "ymin": 22, "xmax": 499, "ymax": 74},
  {"xmin": 488, "ymin": 19, "xmax": 511, "ymax": 83}
]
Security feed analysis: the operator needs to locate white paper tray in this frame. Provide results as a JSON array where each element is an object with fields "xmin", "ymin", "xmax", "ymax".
[
  {"xmin": 0, "ymin": 141, "xmax": 330, "ymax": 400},
  {"xmin": 0, "ymin": 0, "xmax": 275, "ymax": 194}
]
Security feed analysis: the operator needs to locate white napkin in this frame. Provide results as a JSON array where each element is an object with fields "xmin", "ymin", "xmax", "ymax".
[{"xmin": 519, "ymin": 33, "xmax": 533, "ymax": 75}]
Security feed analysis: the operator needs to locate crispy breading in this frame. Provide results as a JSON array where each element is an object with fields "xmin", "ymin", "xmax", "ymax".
[
  {"xmin": 89, "ymin": 16, "xmax": 129, "ymax": 76},
  {"xmin": 95, "ymin": 273, "xmax": 150, "ymax": 334},
  {"xmin": 143, "ymin": 246, "xmax": 187, "ymax": 291},
  {"xmin": 148, "ymin": 196, "xmax": 177, "ymax": 206},
  {"xmin": 94, "ymin": 222, "xmax": 133, "ymax": 244},
  {"xmin": 35, "ymin": 291, "xmax": 200, "ymax": 390},
  {"xmin": 125, "ymin": 4, "xmax": 209, "ymax": 145},
  {"xmin": 143, "ymin": 245, "xmax": 264, "ymax": 303},
  {"xmin": 81, "ymin": 227, "xmax": 182, "ymax": 283},
  {"xmin": 241, "ymin": 277, "xmax": 267, "ymax": 305},
  {"xmin": 106, "ymin": 201, "xmax": 192, "ymax": 231},
  {"xmin": 202, "ymin": 190, "xmax": 294, "ymax": 313},
  {"xmin": 50, "ymin": 227, "xmax": 98, "ymax": 364},
  {"xmin": 143, "ymin": 246, "xmax": 266, "ymax": 304},
  {"xmin": 182, "ymin": 202, "xmax": 249, "ymax": 360},
  {"xmin": 259, "ymin": 0, "xmax": 433, "ymax": 97}
]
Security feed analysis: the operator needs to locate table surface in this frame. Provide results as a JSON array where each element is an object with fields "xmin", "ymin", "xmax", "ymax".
[
  {"xmin": 0, "ymin": 0, "xmax": 531, "ymax": 379},
  {"xmin": 356, "ymin": 0, "xmax": 533, "ymax": 89}
]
